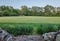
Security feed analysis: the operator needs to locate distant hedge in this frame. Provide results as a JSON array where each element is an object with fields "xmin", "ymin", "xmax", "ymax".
[{"xmin": 0, "ymin": 23, "xmax": 60, "ymax": 36}]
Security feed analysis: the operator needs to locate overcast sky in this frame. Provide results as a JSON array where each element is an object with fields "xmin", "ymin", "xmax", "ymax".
[{"xmin": 0, "ymin": 0, "xmax": 60, "ymax": 8}]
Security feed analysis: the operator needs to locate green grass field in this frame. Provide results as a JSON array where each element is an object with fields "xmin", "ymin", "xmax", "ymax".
[{"xmin": 0, "ymin": 16, "xmax": 60, "ymax": 24}]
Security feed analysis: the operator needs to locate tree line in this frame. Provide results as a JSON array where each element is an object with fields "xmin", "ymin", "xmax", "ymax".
[{"xmin": 0, "ymin": 5, "xmax": 60, "ymax": 16}]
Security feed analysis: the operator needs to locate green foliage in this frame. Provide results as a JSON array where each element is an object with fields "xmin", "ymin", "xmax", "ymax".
[
  {"xmin": 47, "ymin": 25, "xmax": 58, "ymax": 32},
  {"xmin": 0, "ymin": 6, "xmax": 20, "ymax": 16},
  {"xmin": 37, "ymin": 25, "xmax": 43, "ymax": 34},
  {"xmin": 37, "ymin": 24, "xmax": 59, "ymax": 35},
  {"xmin": 58, "ymin": 25, "xmax": 60, "ymax": 30},
  {"xmin": 0, "ymin": 5, "xmax": 60, "ymax": 16},
  {"xmin": 0, "ymin": 23, "xmax": 59, "ymax": 36},
  {"xmin": 0, "ymin": 24, "xmax": 33, "ymax": 36}
]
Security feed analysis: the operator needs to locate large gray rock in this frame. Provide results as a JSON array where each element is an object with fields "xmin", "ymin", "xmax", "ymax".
[
  {"xmin": 42, "ymin": 32, "xmax": 56, "ymax": 41},
  {"xmin": 56, "ymin": 34, "xmax": 60, "ymax": 41},
  {"xmin": 0, "ymin": 28, "xmax": 16, "ymax": 41},
  {"xmin": 56, "ymin": 30, "xmax": 60, "ymax": 41}
]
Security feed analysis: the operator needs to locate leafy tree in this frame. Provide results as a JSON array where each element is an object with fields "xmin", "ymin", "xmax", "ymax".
[
  {"xmin": 44, "ymin": 5, "xmax": 55, "ymax": 16},
  {"xmin": 0, "ymin": 6, "xmax": 20, "ymax": 16},
  {"xmin": 21, "ymin": 6, "xmax": 29, "ymax": 16}
]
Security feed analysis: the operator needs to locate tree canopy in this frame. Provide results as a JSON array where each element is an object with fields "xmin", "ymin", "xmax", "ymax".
[{"xmin": 0, "ymin": 5, "xmax": 60, "ymax": 16}]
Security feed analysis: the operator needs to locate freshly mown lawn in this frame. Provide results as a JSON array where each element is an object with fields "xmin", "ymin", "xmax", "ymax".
[{"xmin": 0, "ymin": 16, "xmax": 60, "ymax": 24}]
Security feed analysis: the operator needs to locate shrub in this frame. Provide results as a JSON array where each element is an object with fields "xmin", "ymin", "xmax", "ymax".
[
  {"xmin": 36, "ymin": 24, "xmax": 58, "ymax": 35},
  {"xmin": 0, "ymin": 24, "xmax": 33, "ymax": 36},
  {"xmin": 57, "ymin": 25, "xmax": 60, "ymax": 30},
  {"xmin": 47, "ymin": 25, "xmax": 58, "ymax": 32},
  {"xmin": 0, "ymin": 23, "xmax": 59, "ymax": 36},
  {"xmin": 36, "ymin": 24, "xmax": 46, "ymax": 35}
]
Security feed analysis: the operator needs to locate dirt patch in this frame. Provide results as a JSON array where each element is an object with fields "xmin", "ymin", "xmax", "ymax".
[{"xmin": 15, "ymin": 35, "xmax": 44, "ymax": 41}]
